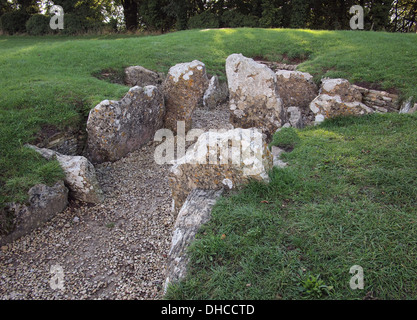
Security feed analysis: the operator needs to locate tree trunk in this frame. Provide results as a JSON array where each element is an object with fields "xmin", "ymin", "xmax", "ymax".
[{"xmin": 122, "ymin": 0, "xmax": 139, "ymax": 31}]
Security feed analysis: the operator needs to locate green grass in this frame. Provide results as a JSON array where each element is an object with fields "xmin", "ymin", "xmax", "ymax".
[
  {"xmin": 165, "ymin": 113, "xmax": 417, "ymax": 300},
  {"xmin": 0, "ymin": 29, "xmax": 416, "ymax": 212}
]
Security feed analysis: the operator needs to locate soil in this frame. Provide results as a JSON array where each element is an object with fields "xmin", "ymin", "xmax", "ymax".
[{"xmin": 92, "ymin": 68, "xmax": 126, "ymax": 85}]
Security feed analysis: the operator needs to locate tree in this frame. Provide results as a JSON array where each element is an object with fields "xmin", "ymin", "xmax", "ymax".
[
  {"xmin": 121, "ymin": 0, "xmax": 139, "ymax": 30},
  {"xmin": 368, "ymin": 0, "xmax": 392, "ymax": 30},
  {"xmin": 164, "ymin": 0, "xmax": 190, "ymax": 30},
  {"xmin": 290, "ymin": 0, "xmax": 309, "ymax": 28},
  {"xmin": 259, "ymin": 0, "xmax": 284, "ymax": 28},
  {"xmin": 139, "ymin": 0, "xmax": 175, "ymax": 32},
  {"xmin": 392, "ymin": 0, "xmax": 417, "ymax": 32},
  {"xmin": 17, "ymin": 0, "xmax": 38, "ymax": 15},
  {"xmin": 0, "ymin": 0, "xmax": 38, "ymax": 34},
  {"xmin": 1, "ymin": 0, "xmax": 13, "ymax": 15},
  {"xmin": 51, "ymin": 0, "xmax": 107, "ymax": 20}
]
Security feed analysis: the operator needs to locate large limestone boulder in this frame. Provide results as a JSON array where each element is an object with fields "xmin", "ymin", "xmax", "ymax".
[
  {"xmin": 276, "ymin": 70, "xmax": 318, "ymax": 110},
  {"xmin": 1, "ymin": 181, "xmax": 68, "ymax": 245},
  {"xmin": 163, "ymin": 60, "xmax": 209, "ymax": 133},
  {"xmin": 124, "ymin": 66, "xmax": 164, "ymax": 88},
  {"xmin": 26, "ymin": 145, "xmax": 104, "ymax": 204},
  {"xmin": 310, "ymin": 78, "xmax": 373, "ymax": 124},
  {"xmin": 86, "ymin": 85, "xmax": 165, "ymax": 164},
  {"xmin": 169, "ymin": 128, "xmax": 273, "ymax": 213},
  {"xmin": 226, "ymin": 54, "xmax": 285, "ymax": 137}
]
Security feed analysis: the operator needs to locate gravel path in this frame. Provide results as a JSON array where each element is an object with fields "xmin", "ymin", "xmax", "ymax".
[{"xmin": 0, "ymin": 103, "xmax": 231, "ymax": 300}]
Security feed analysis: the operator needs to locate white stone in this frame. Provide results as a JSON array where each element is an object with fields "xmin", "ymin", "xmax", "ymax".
[
  {"xmin": 26, "ymin": 145, "xmax": 104, "ymax": 204},
  {"xmin": 399, "ymin": 97, "xmax": 414, "ymax": 114}
]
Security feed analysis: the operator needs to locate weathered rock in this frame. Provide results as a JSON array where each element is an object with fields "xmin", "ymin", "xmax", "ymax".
[
  {"xmin": 169, "ymin": 128, "xmax": 273, "ymax": 213},
  {"xmin": 310, "ymin": 94, "xmax": 373, "ymax": 124},
  {"xmin": 86, "ymin": 85, "xmax": 165, "ymax": 164},
  {"xmin": 57, "ymin": 155, "xmax": 104, "ymax": 204},
  {"xmin": 287, "ymin": 106, "xmax": 304, "ymax": 129},
  {"xmin": 124, "ymin": 66, "xmax": 164, "ymax": 87},
  {"xmin": 226, "ymin": 54, "xmax": 285, "ymax": 137},
  {"xmin": 273, "ymin": 63, "xmax": 299, "ymax": 71},
  {"xmin": 203, "ymin": 75, "xmax": 229, "ymax": 110},
  {"xmin": 271, "ymin": 146, "xmax": 288, "ymax": 169},
  {"xmin": 26, "ymin": 145, "xmax": 104, "ymax": 204},
  {"xmin": 34, "ymin": 125, "xmax": 85, "ymax": 157},
  {"xmin": 164, "ymin": 188, "xmax": 223, "ymax": 291},
  {"xmin": 0, "ymin": 181, "xmax": 68, "ymax": 245},
  {"xmin": 352, "ymin": 85, "xmax": 400, "ymax": 112},
  {"xmin": 276, "ymin": 70, "xmax": 318, "ymax": 110},
  {"xmin": 399, "ymin": 97, "xmax": 417, "ymax": 114},
  {"xmin": 310, "ymin": 78, "xmax": 378, "ymax": 124},
  {"xmin": 320, "ymin": 78, "xmax": 363, "ymax": 103},
  {"xmin": 163, "ymin": 60, "xmax": 209, "ymax": 133}
]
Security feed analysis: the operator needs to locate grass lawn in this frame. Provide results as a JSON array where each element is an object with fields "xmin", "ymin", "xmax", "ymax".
[{"xmin": 166, "ymin": 113, "xmax": 417, "ymax": 300}]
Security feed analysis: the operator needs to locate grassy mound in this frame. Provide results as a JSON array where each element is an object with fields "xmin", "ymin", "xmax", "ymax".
[
  {"xmin": 166, "ymin": 113, "xmax": 417, "ymax": 300},
  {"xmin": 0, "ymin": 28, "xmax": 416, "ymax": 234}
]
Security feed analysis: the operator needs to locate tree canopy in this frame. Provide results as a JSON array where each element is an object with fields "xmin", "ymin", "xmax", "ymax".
[{"xmin": 0, "ymin": 0, "xmax": 416, "ymax": 34}]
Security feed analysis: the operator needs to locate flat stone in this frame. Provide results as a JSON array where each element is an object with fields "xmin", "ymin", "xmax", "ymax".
[
  {"xmin": 310, "ymin": 94, "xmax": 373, "ymax": 124},
  {"xmin": 164, "ymin": 188, "xmax": 224, "ymax": 292},
  {"xmin": 320, "ymin": 78, "xmax": 363, "ymax": 103}
]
